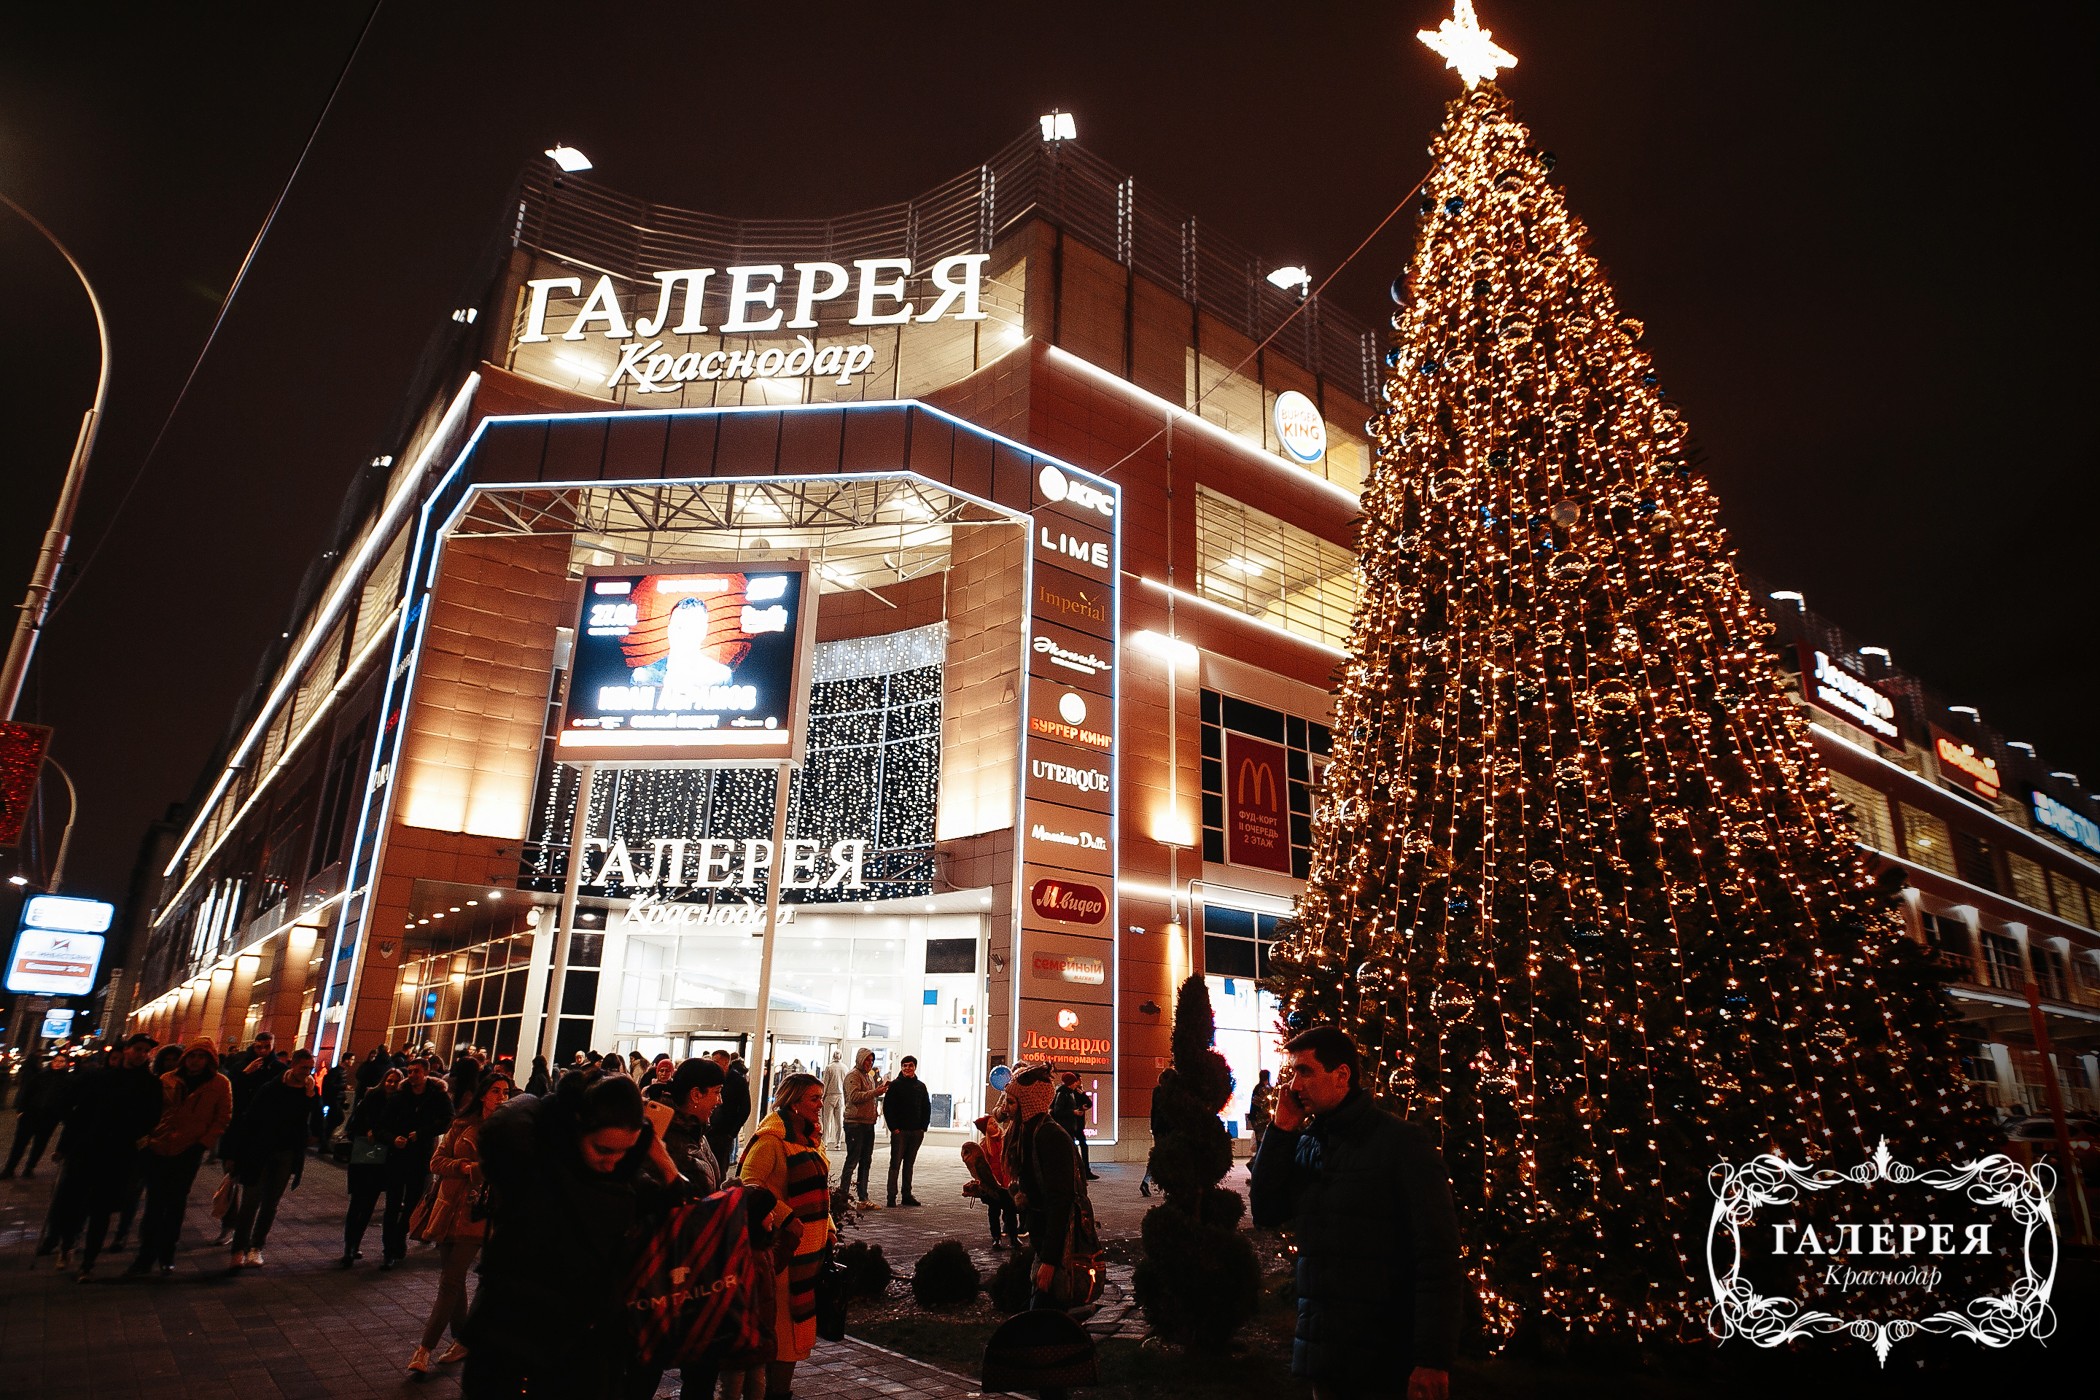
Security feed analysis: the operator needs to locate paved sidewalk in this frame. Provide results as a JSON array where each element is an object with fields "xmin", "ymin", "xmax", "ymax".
[{"xmin": 1, "ymin": 1112, "xmax": 1209, "ymax": 1398}]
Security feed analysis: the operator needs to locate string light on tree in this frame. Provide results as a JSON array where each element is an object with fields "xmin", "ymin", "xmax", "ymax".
[{"xmin": 1265, "ymin": 2, "xmax": 1984, "ymax": 1348}]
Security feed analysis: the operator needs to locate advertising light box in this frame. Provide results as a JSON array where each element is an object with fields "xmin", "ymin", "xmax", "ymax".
[
  {"xmin": 558, "ymin": 565, "xmax": 815, "ymax": 766},
  {"xmin": 7, "ymin": 894, "xmax": 114, "ymax": 996}
]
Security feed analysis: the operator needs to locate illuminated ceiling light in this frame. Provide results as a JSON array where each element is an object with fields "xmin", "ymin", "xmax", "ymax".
[
  {"xmin": 1038, "ymin": 110, "xmax": 1077, "ymax": 142},
  {"xmin": 1417, "ymin": 0, "xmax": 1516, "ymax": 89},
  {"xmin": 1857, "ymin": 646, "xmax": 1890, "ymax": 660},
  {"xmin": 450, "ymin": 307, "xmax": 478, "ymax": 324},
  {"xmin": 1131, "ymin": 629, "xmax": 1199, "ymax": 667},
  {"xmin": 2048, "ymin": 771, "xmax": 2080, "ymax": 783},
  {"xmin": 544, "ymin": 144, "xmax": 592, "ymax": 173},
  {"xmin": 1223, "ymin": 555, "xmax": 1266, "ymax": 576},
  {"xmin": 487, "ymin": 890, "xmax": 502, "ymax": 900},
  {"xmin": 449, "ymin": 906, "xmax": 462, "ymax": 913},
  {"xmin": 2007, "ymin": 742, "xmax": 2035, "ymax": 755},
  {"xmin": 1768, "ymin": 590, "xmax": 1804, "ymax": 605},
  {"xmin": 1947, "ymin": 706, "xmax": 1980, "ymax": 719},
  {"xmin": 1266, "ymin": 264, "xmax": 1312, "ymax": 295},
  {"xmin": 6, "ymin": 874, "xmax": 26, "ymax": 886}
]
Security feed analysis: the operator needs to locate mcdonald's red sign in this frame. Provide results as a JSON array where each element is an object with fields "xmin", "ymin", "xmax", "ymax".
[{"xmin": 1224, "ymin": 732, "xmax": 1292, "ymax": 872}]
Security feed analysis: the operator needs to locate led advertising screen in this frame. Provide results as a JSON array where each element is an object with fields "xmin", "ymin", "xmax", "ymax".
[
  {"xmin": 6, "ymin": 894, "xmax": 114, "ymax": 996},
  {"xmin": 558, "ymin": 565, "xmax": 814, "ymax": 765}
]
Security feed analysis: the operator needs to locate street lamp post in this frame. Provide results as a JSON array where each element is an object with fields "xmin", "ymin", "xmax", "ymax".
[{"xmin": 0, "ymin": 194, "xmax": 111, "ymax": 721}]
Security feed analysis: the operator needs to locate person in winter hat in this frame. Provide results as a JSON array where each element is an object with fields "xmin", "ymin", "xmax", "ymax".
[{"xmin": 127, "ymin": 1036, "xmax": 232, "ymax": 1276}]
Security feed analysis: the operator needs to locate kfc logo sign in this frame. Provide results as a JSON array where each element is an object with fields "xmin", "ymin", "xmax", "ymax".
[{"xmin": 1030, "ymin": 878, "xmax": 1107, "ymax": 926}]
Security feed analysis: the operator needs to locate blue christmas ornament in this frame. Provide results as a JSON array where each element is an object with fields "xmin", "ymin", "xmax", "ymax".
[{"xmin": 1443, "ymin": 196, "xmax": 1464, "ymax": 214}]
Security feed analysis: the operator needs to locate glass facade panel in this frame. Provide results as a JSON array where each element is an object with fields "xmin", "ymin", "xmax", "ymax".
[
  {"xmin": 1899, "ymin": 803, "xmax": 1957, "ymax": 878},
  {"xmin": 1826, "ymin": 771, "xmax": 1895, "ymax": 854},
  {"xmin": 1194, "ymin": 487, "xmax": 1359, "ymax": 650}
]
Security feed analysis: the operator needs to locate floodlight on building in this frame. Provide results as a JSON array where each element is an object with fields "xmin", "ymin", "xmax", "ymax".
[
  {"xmin": 2007, "ymin": 742, "xmax": 2036, "ymax": 755},
  {"xmin": 6, "ymin": 874, "xmax": 25, "ymax": 886},
  {"xmin": 1857, "ymin": 646, "xmax": 1890, "ymax": 660},
  {"xmin": 2048, "ymin": 771, "xmax": 2079, "ymax": 783},
  {"xmin": 1130, "ymin": 630, "xmax": 1198, "ymax": 667},
  {"xmin": 1948, "ymin": 705, "xmax": 1980, "ymax": 719},
  {"xmin": 545, "ymin": 144, "xmax": 593, "ymax": 173},
  {"xmin": 1769, "ymin": 590, "xmax": 1804, "ymax": 605},
  {"xmin": 1266, "ymin": 265, "xmax": 1312, "ymax": 295},
  {"xmin": 1038, "ymin": 111, "xmax": 1077, "ymax": 142}
]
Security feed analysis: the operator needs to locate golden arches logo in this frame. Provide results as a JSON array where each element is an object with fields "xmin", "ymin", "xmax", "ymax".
[{"xmin": 1236, "ymin": 756, "xmax": 1279, "ymax": 812}]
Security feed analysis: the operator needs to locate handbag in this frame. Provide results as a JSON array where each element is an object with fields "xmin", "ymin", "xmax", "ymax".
[
  {"xmin": 1046, "ymin": 1177, "xmax": 1104, "ymax": 1309},
  {"xmin": 208, "ymin": 1173, "xmax": 237, "ymax": 1221},
  {"xmin": 349, "ymin": 1136, "xmax": 387, "ymax": 1167},
  {"xmin": 407, "ymin": 1173, "xmax": 443, "ymax": 1242},
  {"xmin": 813, "ymin": 1247, "xmax": 849, "ymax": 1342}
]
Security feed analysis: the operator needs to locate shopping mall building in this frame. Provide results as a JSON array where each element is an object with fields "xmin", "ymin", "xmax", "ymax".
[{"xmin": 124, "ymin": 128, "xmax": 2100, "ymax": 1147}]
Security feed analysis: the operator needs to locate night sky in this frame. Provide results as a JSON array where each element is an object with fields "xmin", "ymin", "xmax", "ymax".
[{"xmin": 2, "ymin": 2, "xmax": 2093, "ymax": 903}]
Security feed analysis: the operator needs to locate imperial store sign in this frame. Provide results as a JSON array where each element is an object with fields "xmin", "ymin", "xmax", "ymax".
[{"xmin": 517, "ymin": 254, "xmax": 990, "ymax": 393}]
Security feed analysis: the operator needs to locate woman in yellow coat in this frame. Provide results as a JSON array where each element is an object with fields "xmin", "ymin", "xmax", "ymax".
[{"xmin": 732, "ymin": 1071, "xmax": 834, "ymax": 1400}]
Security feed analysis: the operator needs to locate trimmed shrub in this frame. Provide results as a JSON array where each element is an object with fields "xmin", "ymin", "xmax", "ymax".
[
  {"xmin": 1132, "ymin": 976, "xmax": 1262, "ymax": 1347},
  {"xmin": 835, "ymin": 1239, "xmax": 894, "ymax": 1299},
  {"xmin": 910, "ymin": 1239, "xmax": 982, "ymax": 1309},
  {"xmin": 989, "ymin": 1246, "xmax": 1036, "ymax": 1314}
]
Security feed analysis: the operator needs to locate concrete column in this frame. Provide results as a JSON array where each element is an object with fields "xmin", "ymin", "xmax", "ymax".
[
  {"xmin": 221, "ymin": 955, "xmax": 261, "ymax": 1048},
  {"xmin": 514, "ymin": 916, "xmax": 556, "ymax": 1073},
  {"xmin": 272, "ymin": 924, "xmax": 320, "ymax": 1049},
  {"xmin": 198, "ymin": 969, "xmax": 232, "ymax": 1050}
]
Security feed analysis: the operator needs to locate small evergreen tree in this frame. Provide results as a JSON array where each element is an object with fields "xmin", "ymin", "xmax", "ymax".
[{"xmin": 1131, "ymin": 976, "xmax": 1261, "ymax": 1347}]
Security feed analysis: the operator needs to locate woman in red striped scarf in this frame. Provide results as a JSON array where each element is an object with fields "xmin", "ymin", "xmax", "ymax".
[{"xmin": 730, "ymin": 1071, "xmax": 834, "ymax": 1400}]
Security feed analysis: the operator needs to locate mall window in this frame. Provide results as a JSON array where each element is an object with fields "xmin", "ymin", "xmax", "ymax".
[
  {"xmin": 1200, "ymin": 690, "xmax": 1331, "ymax": 878},
  {"xmin": 1204, "ymin": 905, "xmax": 1292, "ymax": 1138},
  {"xmin": 1918, "ymin": 912, "xmax": 1974, "ymax": 978},
  {"xmin": 1194, "ymin": 487, "xmax": 1359, "ymax": 650},
  {"xmin": 1979, "ymin": 930, "xmax": 2026, "ymax": 992},
  {"xmin": 2034, "ymin": 943, "xmax": 2070, "ymax": 1002},
  {"xmin": 1826, "ymin": 771, "xmax": 1895, "ymax": 853},
  {"xmin": 2073, "ymin": 953, "xmax": 2100, "ymax": 1005},
  {"xmin": 1898, "ymin": 804, "xmax": 1957, "ymax": 879},
  {"xmin": 2006, "ymin": 851, "xmax": 2051, "ymax": 918},
  {"xmin": 524, "ymin": 625, "xmax": 943, "ymax": 900},
  {"xmin": 2048, "ymin": 869, "xmax": 2097, "ymax": 931},
  {"xmin": 1200, "ymin": 903, "xmax": 1292, "ymax": 979},
  {"xmin": 1950, "ymin": 828, "xmax": 1998, "ymax": 892}
]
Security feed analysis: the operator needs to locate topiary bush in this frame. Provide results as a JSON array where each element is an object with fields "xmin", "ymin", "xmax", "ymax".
[
  {"xmin": 1131, "ymin": 976, "xmax": 1262, "ymax": 1348},
  {"xmin": 989, "ymin": 1246, "xmax": 1036, "ymax": 1314},
  {"xmin": 835, "ymin": 1239, "xmax": 894, "ymax": 1299},
  {"xmin": 909, "ymin": 1239, "xmax": 982, "ymax": 1309}
]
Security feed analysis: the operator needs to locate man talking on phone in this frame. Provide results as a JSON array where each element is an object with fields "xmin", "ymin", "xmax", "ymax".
[{"xmin": 1249, "ymin": 1025, "xmax": 1461, "ymax": 1400}]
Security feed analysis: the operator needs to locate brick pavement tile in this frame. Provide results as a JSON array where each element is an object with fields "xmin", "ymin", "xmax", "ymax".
[{"xmin": 3, "ymin": 1109, "xmax": 1201, "ymax": 1398}]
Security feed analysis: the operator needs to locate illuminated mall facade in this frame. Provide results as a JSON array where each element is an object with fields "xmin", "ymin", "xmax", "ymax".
[{"xmin": 126, "ymin": 130, "xmax": 2100, "ymax": 1146}]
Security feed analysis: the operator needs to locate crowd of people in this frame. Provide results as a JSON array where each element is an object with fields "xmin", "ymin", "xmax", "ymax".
[
  {"xmin": 6, "ymin": 1023, "xmax": 1460, "ymax": 1399},
  {"xmin": 3, "ymin": 1031, "xmax": 1109, "ymax": 1397}
]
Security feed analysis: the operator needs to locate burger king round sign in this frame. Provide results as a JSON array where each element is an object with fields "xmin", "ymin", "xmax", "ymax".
[{"xmin": 1272, "ymin": 389, "xmax": 1327, "ymax": 466}]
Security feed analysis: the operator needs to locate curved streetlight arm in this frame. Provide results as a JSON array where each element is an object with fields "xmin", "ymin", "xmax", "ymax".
[
  {"xmin": 42, "ymin": 757, "xmax": 79, "ymax": 894},
  {"xmin": 0, "ymin": 192, "xmax": 112, "ymax": 722}
]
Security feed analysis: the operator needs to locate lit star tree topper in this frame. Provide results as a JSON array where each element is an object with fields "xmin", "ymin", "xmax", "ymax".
[{"xmin": 1418, "ymin": 0, "xmax": 1516, "ymax": 89}]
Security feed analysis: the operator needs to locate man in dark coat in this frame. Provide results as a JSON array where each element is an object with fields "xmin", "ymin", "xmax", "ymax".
[
  {"xmin": 882, "ymin": 1055, "xmax": 932, "ymax": 1207},
  {"xmin": 2, "ymin": 1050, "xmax": 72, "ymax": 1179},
  {"xmin": 44, "ymin": 1034, "xmax": 163, "ymax": 1278},
  {"xmin": 1249, "ymin": 1025, "xmax": 1461, "ymax": 1400},
  {"xmin": 375, "ymin": 1058, "xmax": 452, "ymax": 1266},
  {"xmin": 705, "ymin": 1051, "xmax": 751, "ymax": 1168},
  {"xmin": 225, "ymin": 1050, "xmax": 318, "ymax": 1267}
]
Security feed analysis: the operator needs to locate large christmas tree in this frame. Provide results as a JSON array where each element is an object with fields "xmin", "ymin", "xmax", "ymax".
[{"xmin": 1267, "ymin": 4, "xmax": 1985, "ymax": 1347}]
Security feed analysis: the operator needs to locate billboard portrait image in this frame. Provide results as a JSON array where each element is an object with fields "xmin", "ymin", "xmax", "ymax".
[{"xmin": 558, "ymin": 566, "xmax": 813, "ymax": 764}]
